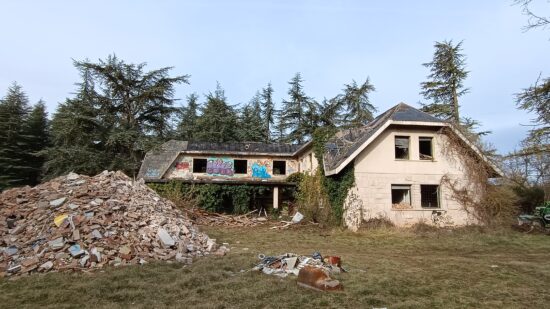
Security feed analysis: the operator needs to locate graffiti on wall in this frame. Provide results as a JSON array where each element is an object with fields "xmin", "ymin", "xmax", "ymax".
[
  {"xmin": 170, "ymin": 157, "xmax": 193, "ymax": 179},
  {"xmin": 206, "ymin": 158, "xmax": 234, "ymax": 176},
  {"xmin": 145, "ymin": 168, "xmax": 160, "ymax": 178},
  {"xmin": 251, "ymin": 160, "xmax": 271, "ymax": 179}
]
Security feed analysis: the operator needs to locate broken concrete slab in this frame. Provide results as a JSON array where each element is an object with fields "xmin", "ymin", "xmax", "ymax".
[
  {"xmin": 50, "ymin": 197, "xmax": 67, "ymax": 208},
  {"xmin": 157, "ymin": 228, "xmax": 175, "ymax": 247}
]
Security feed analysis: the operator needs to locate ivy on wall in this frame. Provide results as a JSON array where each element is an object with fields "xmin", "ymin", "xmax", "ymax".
[
  {"xmin": 148, "ymin": 182, "xmax": 270, "ymax": 214},
  {"xmin": 294, "ymin": 127, "xmax": 356, "ymax": 225}
]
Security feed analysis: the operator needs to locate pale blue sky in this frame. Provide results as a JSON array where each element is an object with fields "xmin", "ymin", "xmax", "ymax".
[{"xmin": 1, "ymin": 0, "xmax": 548, "ymax": 153}]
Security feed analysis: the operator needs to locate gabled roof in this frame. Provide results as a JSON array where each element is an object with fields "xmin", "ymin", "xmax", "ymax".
[
  {"xmin": 137, "ymin": 140, "xmax": 311, "ymax": 180},
  {"xmin": 323, "ymin": 103, "xmax": 503, "ymax": 177}
]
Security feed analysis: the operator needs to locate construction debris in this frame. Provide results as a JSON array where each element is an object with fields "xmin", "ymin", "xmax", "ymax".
[
  {"xmin": 270, "ymin": 212, "xmax": 304, "ymax": 230},
  {"xmin": 0, "ymin": 171, "xmax": 224, "ymax": 277},
  {"xmin": 253, "ymin": 251, "xmax": 345, "ymax": 288},
  {"xmin": 184, "ymin": 208, "xmax": 268, "ymax": 227}
]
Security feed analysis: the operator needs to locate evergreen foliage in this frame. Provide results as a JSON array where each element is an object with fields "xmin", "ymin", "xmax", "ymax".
[
  {"xmin": 194, "ymin": 83, "xmax": 239, "ymax": 142},
  {"xmin": 516, "ymin": 76, "xmax": 550, "ymax": 155},
  {"xmin": 238, "ymin": 92, "xmax": 266, "ymax": 142},
  {"xmin": 44, "ymin": 55, "xmax": 188, "ymax": 178},
  {"xmin": 336, "ymin": 78, "xmax": 377, "ymax": 127},
  {"xmin": 260, "ymin": 83, "xmax": 275, "ymax": 142},
  {"xmin": 279, "ymin": 73, "xmax": 314, "ymax": 144},
  {"xmin": 23, "ymin": 100, "xmax": 50, "ymax": 185},
  {"xmin": 420, "ymin": 40, "xmax": 469, "ymax": 122},
  {"xmin": 0, "ymin": 83, "xmax": 32, "ymax": 189},
  {"xmin": 176, "ymin": 93, "xmax": 200, "ymax": 141}
]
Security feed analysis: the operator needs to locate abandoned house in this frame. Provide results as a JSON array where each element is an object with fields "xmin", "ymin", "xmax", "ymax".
[
  {"xmin": 138, "ymin": 103, "xmax": 501, "ymax": 227},
  {"xmin": 137, "ymin": 140, "xmax": 318, "ymax": 208},
  {"xmin": 323, "ymin": 103, "xmax": 502, "ymax": 227}
]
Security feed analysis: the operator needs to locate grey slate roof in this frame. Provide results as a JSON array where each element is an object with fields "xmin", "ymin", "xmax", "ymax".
[
  {"xmin": 137, "ymin": 140, "xmax": 309, "ymax": 180},
  {"xmin": 324, "ymin": 103, "xmax": 446, "ymax": 172}
]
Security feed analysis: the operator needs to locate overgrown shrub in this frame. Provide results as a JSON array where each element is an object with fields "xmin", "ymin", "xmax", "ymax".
[
  {"xmin": 295, "ymin": 169, "xmax": 334, "ymax": 225},
  {"xmin": 439, "ymin": 127, "xmax": 519, "ymax": 227},
  {"xmin": 148, "ymin": 182, "xmax": 270, "ymax": 214}
]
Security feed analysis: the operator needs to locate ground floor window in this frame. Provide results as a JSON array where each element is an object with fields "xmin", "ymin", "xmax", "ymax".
[
  {"xmin": 391, "ymin": 184, "xmax": 411, "ymax": 209},
  {"xmin": 421, "ymin": 185, "xmax": 439, "ymax": 208},
  {"xmin": 192, "ymin": 158, "xmax": 207, "ymax": 173}
]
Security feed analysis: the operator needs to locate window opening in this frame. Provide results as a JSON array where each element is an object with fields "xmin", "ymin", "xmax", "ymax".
[
  {"xmin": 192, "ymin": 158, "xmax": 207, "ymax": 173},
  {"xmin": 421, "ymin": 185, "xmax": 439, "ymax": 208},
  {"xmin": 391, "ymin": 184, "xmax": 412, "ymax": 209},
  {"xmin": 395, "ymin": 136, "xmax": 410, "ymax": 159},
  {"xmin": 234, "ymin": 159, "xmax": 248, "ymax": 174},
  {"xmin": 273, "ymin": 160, "xmax": 286, "ymax": 175},
  {"xmin": 419, "ymin": 137, "xmax": 433, "ymax": 160}
]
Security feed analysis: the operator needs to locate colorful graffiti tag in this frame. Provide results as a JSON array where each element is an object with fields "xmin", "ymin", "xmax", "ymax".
[
  {"xmin": 170, "ymin": 157, "xmax": 193, "ymax": 179},
  {"xmin": 176, "ymin": 161, "xmax": 190, "ymax": 170},
  {"xmin": 251, "ymin": 161, "xmax": 271, "ymax": 179},
  {"xmin": 145, "ymin": 168, "xmax": 160, "ymax": 178},
  {"xmin": 206, "ymin": 158, "xmax": 234, "ymax": 176}
]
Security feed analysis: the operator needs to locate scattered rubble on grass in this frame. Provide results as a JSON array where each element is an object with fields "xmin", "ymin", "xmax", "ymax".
[
  {"xmin": 0, "ymin": 171, "xmax": 229, "ymax": 277},
  {"xmin": 253, "ymin": 251, "xmax": 345, "ymax": 291},
  {"xmin": 270, "ymin": 211, "xmax": 304, "ymax": 229},
  {"xmin": 184, "ymin": 208, "xmax": 268, "ymax": 227}
]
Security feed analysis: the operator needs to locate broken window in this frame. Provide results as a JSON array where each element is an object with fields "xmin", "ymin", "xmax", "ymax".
[
  {"xmin": 391, "ymin": 184, "xmax": 411, "ymax": 209},
  {"xmin": 273, "ymin": 160, "xmax": 286, "ymax": 175},
  {"xmin": 421, "ymin": 185, "xmax": 439, "ymax": 208},
  {"xmin": 192, "ymin": 158, "xmax": 207, "ymax": 173},
  {"xmin": 234, "ymin": 159, "xmax": 248, "ymax": 174},
  {"xmin": 395, "ymin": 136, "xmax": 409, "ymax": 159},
  {"xmin": 419, "ymin": 137, "xmax": 433, "ymax": 160}
]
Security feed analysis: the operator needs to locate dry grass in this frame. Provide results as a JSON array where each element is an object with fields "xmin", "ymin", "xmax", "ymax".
[{"xmin": 2, "ymin": 226, "xmax": 550, "ymax": 308}]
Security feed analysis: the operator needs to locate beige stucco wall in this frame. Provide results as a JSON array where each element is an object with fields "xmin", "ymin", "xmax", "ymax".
[
  {"xmin": 297, "ymin": 149, "xmax": 319, "ymax": 174},
  {"xmin": 350, "ymin": 126, "xmax": 477, "ymax": 227},
  {"xmin": 164, "ymin": 154, "xmax": 300, "ymax": 181}
]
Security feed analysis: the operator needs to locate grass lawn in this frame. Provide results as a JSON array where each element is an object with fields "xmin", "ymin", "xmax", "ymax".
[{"xmin": 2, "ymin": 225, "xmax": 550, "ymax": 308}]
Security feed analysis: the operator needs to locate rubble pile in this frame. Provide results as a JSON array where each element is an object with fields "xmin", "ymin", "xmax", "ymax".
[{"xmin": 0, "ymin": 171, "xmax": 228, "ymax": 277}]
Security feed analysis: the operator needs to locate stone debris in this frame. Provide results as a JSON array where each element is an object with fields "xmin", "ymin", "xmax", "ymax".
[
  {"xmin": 184, "ymin": 208, "xmax": 268, "ymax": 227},
  {"xmin": 0, "ymin": 170, "xmax": 221, "ymax": 277}
]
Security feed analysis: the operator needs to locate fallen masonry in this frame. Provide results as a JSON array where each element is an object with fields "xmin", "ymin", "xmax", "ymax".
[
  {"xmin": 0, "ymin": 171, "xmax": 229, "ymax": 277},
  {"xmin": 253, "ymin": 252, "xmax": 345, "ymax": 291}
]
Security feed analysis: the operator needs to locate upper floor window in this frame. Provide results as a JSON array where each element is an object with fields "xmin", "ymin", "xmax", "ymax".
[
  {"xmin": 192, "ymin": 158, "xmax": 207, "ymax": 173},
  {"xmin": 273, "ymin": 160, "xmax": 286, "ymax": 175},
  {"xmin": 234, "ymin": 159, "xmax": 248, "ymax": 174},
  {"xmin": 395, "ymin": 136, "xmax": 410, "ymax": 159},
  {"xmin": 419, "ymin": 137, "xmax": 433, "ymax": 160}
]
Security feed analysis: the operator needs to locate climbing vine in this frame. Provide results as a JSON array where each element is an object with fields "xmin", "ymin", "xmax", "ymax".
[
  {"xmin": 439, "ymin": 126, "xmax": 516, "ymax": 226},
  {"xmin": 148, "ymin": 182, "xmax": 270, "ymax": 214},
  {"xmin": 295, "ymin": 127, "xmax": 356, "ymax": 225}
]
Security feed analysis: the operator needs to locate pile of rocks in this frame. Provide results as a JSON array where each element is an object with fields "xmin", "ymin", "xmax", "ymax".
[{"xmin": 0, "ymin": 171, "xmax": 228, "ymax": 277}]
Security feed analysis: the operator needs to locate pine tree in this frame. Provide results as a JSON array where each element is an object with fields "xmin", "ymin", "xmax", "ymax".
[
  {"xmin": 0, "ymin": 82, "xmax": 31, "ymax": 189},
  {"xmin": 177, "ymin": 93, "xmax": 200, "ymax": 141},
  {"xmin": 44, "ymin": 55, "xmax": 189, "ymax": 178},
  {"xmin": 420, "ymin": 40, "xmax": 469, "ymax": 123},
  {"xmin": 280, "ymin": 73, "xmax": 314, "ymax": 144},
  {"xmin": 516, "ymin": 76, "xmax": 550, "ymax": 155},
  {"xmin": 261, "ymin": 83, "xmax": 275, "ymax": 142},
  {"xmin": 43, "ymin": 68, "xmax": 110, "ymax": 177},
  {"xmin": 337, "ymin": 78, "xmax": 376, "ymax": 127},
  {"xmin": 23, "ymin": 100, "xmax": 50, "ymax": 185},
  {"xmin": 237, "ymin": 92, "xmax": 266, "ymax": 142},
  {"xmin": 195, "ymin": 83, "xmax": 239, "ymax": 142}
]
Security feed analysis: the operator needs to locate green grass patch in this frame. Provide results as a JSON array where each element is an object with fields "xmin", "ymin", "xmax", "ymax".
[{"xmin": 2, "ymin": 227, "xmax": 550, "ymax": 308}]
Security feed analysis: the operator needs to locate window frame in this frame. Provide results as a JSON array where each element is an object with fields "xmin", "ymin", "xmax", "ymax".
[
  {"xmin": 394, "ymin": 136, "xmax": 410, "ymax": 160},
  {"xmin": 420, "ymin": 184, "xmax": 440, "ymax": 208},
  {"xmin": 192, "ymin": 158, "xmax": 207, "ymax": 173},
  {"xmin": 233, "ymin": 159, "xmax": 248, "ymax": 174},
  {"xmin": 391, "ymin": 184, "xmax": 412, "ymax": 208},
  {"xmin": 272, "ymin": 160, "xmax": 286, "ymax": 175},
  {"xmin": 419, "ymin": 136, "xmax": 434, "ymax": 160}
]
